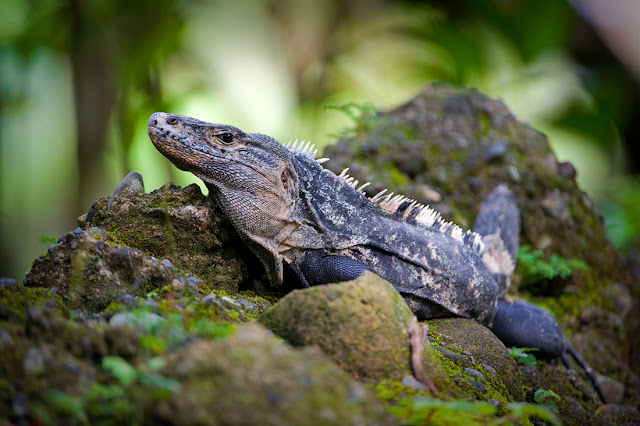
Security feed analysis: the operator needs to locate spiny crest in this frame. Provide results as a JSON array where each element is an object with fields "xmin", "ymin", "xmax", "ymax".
[
  {"xmin": 368, "ymin": 188, "xmax": 483, "ymax": 250},
  {"xmin": 337, "ymin": 168, "xmax": 371, "ymax": 193},
  {"xmin": 336, "ymin": 166, "xmax": 483, "ymax": 252},
  {"xmin": 283, "ymin": 140, "xmax": 484, "ymax": 254},
  {"xmin": 284, "ymin": 139, "xmax": 329, "ymax": 164}
]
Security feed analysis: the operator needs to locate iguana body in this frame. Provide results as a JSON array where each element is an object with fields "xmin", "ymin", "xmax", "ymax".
[{"xmin": 145, "ymin": 112, "xmax": 604, "ymax": 400}]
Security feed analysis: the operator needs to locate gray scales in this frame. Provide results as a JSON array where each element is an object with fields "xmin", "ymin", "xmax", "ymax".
[{"xmin": 129, "ymin": 111, "xmax": 603, "ymax": 401}]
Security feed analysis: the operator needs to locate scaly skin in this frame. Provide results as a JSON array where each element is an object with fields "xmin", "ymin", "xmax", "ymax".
[
  {"xmin": 145, "ymin": 111, "xmax": 605, "ymax": 401},
  {"xmin": 147, "ymin": 112, "xmax": 504, "ymax": 325}
]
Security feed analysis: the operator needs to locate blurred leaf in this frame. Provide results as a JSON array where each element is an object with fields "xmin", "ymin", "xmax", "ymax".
[
  {"xmin": 102, "ymin": 356, "xmax": 137, "ymax": 386},
  {"xmin": 44, "ymin": 389, "xmax": 88, "ymax": 423}
]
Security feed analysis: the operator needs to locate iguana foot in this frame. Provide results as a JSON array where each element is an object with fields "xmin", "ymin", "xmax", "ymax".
[
  {"xmin": 562, "ymin": 340, "xmax": 607, "ymax": 403},
  {"xmin": 298, "ymin": 250, "xmax": 367, "ymax": 287}
]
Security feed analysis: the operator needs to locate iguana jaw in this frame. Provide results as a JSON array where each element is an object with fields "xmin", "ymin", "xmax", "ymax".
[
  {"xmin": 148, "ymin": 112, "xmax": 237, "ymax": 175},
  {"xmin": 148, "ymin": 111, "xmax": 301, "ymax": 286}
]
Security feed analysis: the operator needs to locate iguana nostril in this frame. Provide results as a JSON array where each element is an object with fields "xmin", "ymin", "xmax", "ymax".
[{"xmin": 167, "ymin": 117, "xmax": 178, "ymax": 125}]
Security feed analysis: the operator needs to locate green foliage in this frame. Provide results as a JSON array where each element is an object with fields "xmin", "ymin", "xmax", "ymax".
[
  {"xmin": 508, "ymin": 347, "xmax": 538, "ymax": 366},
  {"xmin": 325, "ymin": 103, "xmax": 381, "ymax": 138},
  {"xmin": 385, "ymin": 394, "xmax": 560, "ymax": 425},
  {"xmin": 39, "ymin": 236, "xmax": 58, "ymax": 244},
  {"xmin": 43, "ymin": 390, "xmax": 88, "ymax": 423},
  {"xmin": 534, "ymin": 389, "xmax": 560, "ymax": 416},
  {"xmin": 106, "ymin": 296, "xmax": 238, "ymax": 355},
  {"xmin": 38, "ymin": 356, "xmax": 180, "ymax": 425},
  {"xmin": 517, "ymin": 245, "xmax": 589, "ymax": 294},
  {"xmin": 189, "ymin": 318, "xmax": 236, "ymax": 340},
  {"xmin": 388, "ymin": 395, "xmax": 496, "ymax": 425},
  {"xmin": 600, "ymin": 177, "xmax": 640, "ymax": 251},
  {"xmin": 505, "ymin": 402, "xmax": 560, "ymax": 426},
  {"xmin": 103, "ymin": 356, "xmax": 137, "ymax": 386}
]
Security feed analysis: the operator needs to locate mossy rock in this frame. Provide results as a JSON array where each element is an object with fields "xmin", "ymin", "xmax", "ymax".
[
  {"xmin": 259, "ymin": 271, "xmax": 414, "ymax": 382},
  {"xmin": 83, "ymin": 183, "xmax": 257, "ymax": 295},
  {"xmin": 24, "ymin": 226, "xmax": 181, "ymax": 312},
  {"xmin": 23, "ymin": 184, "xmax": 268, "ymax": 311},
  {"xmin": 324, "ymin": 83, "xmax": 620, "ymax": 291},
  {"xmin": 153, "ymin": 323, "xmax": 396, "ymax": 425},
  {"xmin": 427, "ymin": 318, "xmax": 524, "ymax": 402}
]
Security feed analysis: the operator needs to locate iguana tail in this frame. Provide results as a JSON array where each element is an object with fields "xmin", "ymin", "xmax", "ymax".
[{"xmin": 473, "ymin": 184, "xmax": 520, "ymax": 297}]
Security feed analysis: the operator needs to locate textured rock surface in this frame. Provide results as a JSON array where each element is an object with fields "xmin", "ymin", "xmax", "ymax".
[
  {"xmin": 427, "ymin": 318, "xmax": 524, "ymax": 401},
  {"xmin": 153, "ymin": 323, "xmax": 395, "ymax": 425},
  {"xmin": 85, "ymin": 183, "xmax": 257, "ymax": 294},
  {"xmin": 259, "ymin": 271, "xmax": 415, "ymax": 382},
  {"xmin": 24, "ymin": 226, "xmax": 180, "ymax": 312}
]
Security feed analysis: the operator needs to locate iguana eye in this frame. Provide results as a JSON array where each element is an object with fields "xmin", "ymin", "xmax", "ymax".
[{"xmin": 218, "ymin": 133, "xmax": 234, "ymax": 144}]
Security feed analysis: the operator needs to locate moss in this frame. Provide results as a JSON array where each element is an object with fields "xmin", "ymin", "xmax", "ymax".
[
  {"xmin": 389, "ymin": 167, "xmax": 409, "ymax": 188},
  {"xmin": 151, "ymin": 324, "xmax": 393, "ymax": 424},
  {"xmin": 0, "ymin": 285, "xmax": 67, "ymax": 322},
  {"xmin": 259, "ymin": 273, "xmax": 415, "ymax": 382}
]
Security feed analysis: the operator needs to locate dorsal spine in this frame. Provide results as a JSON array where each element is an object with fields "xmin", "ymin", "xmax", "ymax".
[{"xmin": 283, "ymin": 142, "xmax": 485, "ymax": 254}]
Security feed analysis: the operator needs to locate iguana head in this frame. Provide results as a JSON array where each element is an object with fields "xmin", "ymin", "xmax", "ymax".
[{"xmin": 148, "ymin": 112, "xmax": 300, "ymax": 285}]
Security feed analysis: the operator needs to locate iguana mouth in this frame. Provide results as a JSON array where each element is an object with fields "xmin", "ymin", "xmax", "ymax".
[{"xmin": 148, "ymin": 118, "xmax": 277, "ymax": 184}]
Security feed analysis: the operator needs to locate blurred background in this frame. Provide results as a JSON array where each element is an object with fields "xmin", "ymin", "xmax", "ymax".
[{"xmin": 1, "ymin": 0, "xmax": 639, "ymax": 280}]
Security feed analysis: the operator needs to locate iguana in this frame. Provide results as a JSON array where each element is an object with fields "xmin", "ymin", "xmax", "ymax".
[{"xmin": 143, "ymin": 111, "xmax": 604, "ymax": 401}]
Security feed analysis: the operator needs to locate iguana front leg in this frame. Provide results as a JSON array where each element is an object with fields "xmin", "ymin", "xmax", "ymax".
[{"xmin": 297, "ymin": 250, "xmax": 367, "ymax": 287}]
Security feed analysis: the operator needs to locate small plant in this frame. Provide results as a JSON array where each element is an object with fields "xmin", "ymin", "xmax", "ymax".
[
  {"xmin": 517, "ymin": 245, "xmax": 588, "ymax": 294},
  {"xmin": 385, "ymin": 394, "xmax": 560, "ymax": 425},
  {"xmin": 38, "ymin": 356, "xmax": 180, "ymax": 425},
  {"xmin": 325, "ymin": 102, "xmax": 381, "ymax": 138},
  {"xmin": 508, "ymin": 347, "xmax": 538, "ymax": 366},
  {"xmin": 534, "ymin": 389, "xmax": 560, "ymax": 416},
  {"xmin": 40, "ymin": 236, "xmax": 59, "ymax": 244}
]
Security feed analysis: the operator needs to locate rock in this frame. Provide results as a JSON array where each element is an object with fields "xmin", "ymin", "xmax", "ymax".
[
  {"xmin": 401, "ymin": 375, "xmax": 426, "ymax": 391},
  {"xmin": 596, "ymin": 404, "xmax": 640, "ymax": 425},
  {"xmin": 23, "ymin": 346, "xmax": 48, "ymax": 376},
  {"xmin": 557, "ymin": 161, "xmax": 577, "ymax": 179},
  {"xmin": 24, "ymin": 228, "xmax": 181, "ymax": 313},
  {"xmin": 0, "ymin": 326, "xmax": 14, "ymax": 349},
  {"xmin": 540, "ymin": 189, "xmax": 569, "ymax": 220},
  {"xmin": 323, "ymin": 83, "xmax": 620, "ymax": 288},
  {"xmin": 153, "ymin": 323, "xmax": 395, "ymax": 425},
  {"xmin": 236, "ymin": 298, "xmax": 259, "ymax": 313},
  {"xmin": 428, "ymin": 318, "xmax": 524, "ymax": 401},
  {"xmin": 142, "ymin": 298, "xmax": 159, "ymax": 312},
  {"xmin": 466, "ymin": 379, "xmax": 487, "ymax": 394},
  {"xmin": 85, "ymin": 183, "xmax": 254, "ymax": 295},
  {"xmin": 597, "ymin": 374, "xmax": 625, "ymax": 405},
  {"xmin": 519, "ymin": 363, "xmax": 601, "ymax": 424},
  {"xmin": 259, "ymin": 271, "xmax": 415, "ymax": 382},
  {"xmin": 485, "ymin": 141, "xmax": 508, "ymax": 160},
  {"xmin": 109, "ymin": 311, "xmax": 165, "ymax": 332},
  {"xmin": 117, "ymin": 294, "xmax": 138, "ymax": 308},
  {"xmin": 464, "ymin": 368, "xmax": 486, "ymax": 381},
  {"xmin": 24, "ymin": 183, "xmax": 259, "ymax": 311},
  {"xmin": 432, "ymin": 345, "xmax": 470, "ymax": 365},
  {"xmin": 0, "ymin": 278, "xmax": 17, "ymax": 287},
  {"xmin": 25, "ymin": 306, "xmax": 60, "ymax": 342}
]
